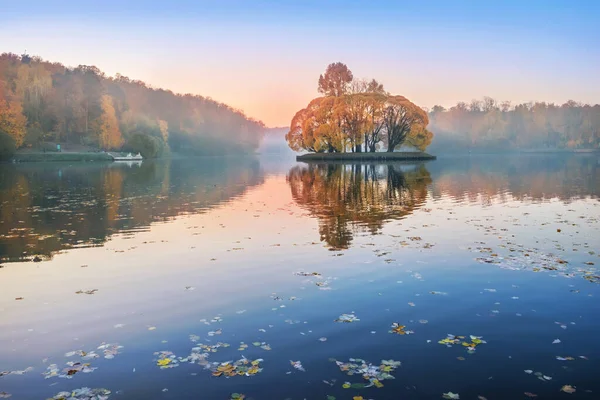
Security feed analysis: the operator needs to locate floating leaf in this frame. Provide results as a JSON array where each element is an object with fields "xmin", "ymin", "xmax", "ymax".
[
  {"xmin": 561, "ymin": 385, "xmax": 576, "ymax": 394},
  {"xmin": 442, "ymin": 392, "xmax": 460, "ymax": 399}
]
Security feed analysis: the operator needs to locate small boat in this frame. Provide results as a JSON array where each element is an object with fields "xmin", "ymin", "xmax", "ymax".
[{"xmin": 113, "ymin": 152, "xmax": 143, "ymax": 161}]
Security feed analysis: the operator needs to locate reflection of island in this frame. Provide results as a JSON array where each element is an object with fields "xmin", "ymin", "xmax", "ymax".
[
  {"xmin": 0, "ymin": 158, "xmax": 263, "ymax": 262},
  {"xmin": 287, "ymin": 163, "xmax": 432, "ymax": 250}
]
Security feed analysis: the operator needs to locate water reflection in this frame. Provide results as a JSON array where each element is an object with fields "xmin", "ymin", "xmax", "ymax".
[
  {"xmin": 287, "ymin": 162, "xmax": 432, "ymax": 249},
  {"xmin": 428, "ymin": 154, "xmax": 600, "ymax": 203},
  {"xmin": 0, "ymin": 158, "xmax": 263, "ymax": 262}
]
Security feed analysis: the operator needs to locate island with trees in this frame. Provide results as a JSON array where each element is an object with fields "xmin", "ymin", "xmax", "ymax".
[{"xmin": 286, "ymin": 62, "xmax": 435, "ymax": 161}]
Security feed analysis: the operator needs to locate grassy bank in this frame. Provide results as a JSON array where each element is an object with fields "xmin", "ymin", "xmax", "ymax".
[
  {"xmin": 13, "ymin": 152, "xmax": 114, "ymax": 163},
  {"xmin": 296, "ymin": 152, "xmax": 436, "ymax": 162}
]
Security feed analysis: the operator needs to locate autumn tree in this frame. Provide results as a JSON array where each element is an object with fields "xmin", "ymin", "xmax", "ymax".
[
  {"xmin": 0, "ymin": 81, "xmax": 27, "ymax": 147},
  {"xmin": 288, "ymin": 64, "xmax": 432, "ymax": 154},
  {"xmin": 318, "ymin": 62, "xmax": 353, "ymax": 97},
  {"xmin": 382, "ymin": 96, "xmax": 429, "ymax": 152},
  {"xmin": 96, "ymin": 95, "xmax": 123, "ymax": 150}
]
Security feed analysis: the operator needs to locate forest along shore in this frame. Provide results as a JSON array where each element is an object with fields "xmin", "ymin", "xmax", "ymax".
[{"xmin": 296, "ymin": 152, "xmax": 436, "ymax": 162}]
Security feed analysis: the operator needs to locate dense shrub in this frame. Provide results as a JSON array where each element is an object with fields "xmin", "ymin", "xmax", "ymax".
[
  {"xmin": 0, "ymin": 131, "xmax": 16, "ymax": 160},
  {"xmin": 125, "ymin": 133, "xmax": 161, "ymax": 158}
]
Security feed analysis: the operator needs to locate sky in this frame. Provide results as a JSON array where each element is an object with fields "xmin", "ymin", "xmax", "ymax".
[{"xmin": 1, "ymin": 0, "xmax": 599, "ymax": 127}]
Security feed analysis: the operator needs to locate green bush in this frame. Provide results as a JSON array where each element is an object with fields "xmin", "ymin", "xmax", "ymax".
[
  {"xmin": 0, "ymin": 131, "xmax": 17, "ymax": 161},
  {"xmin": 125, "ymin": 133, "xmax": 161, "ymax": 158}
]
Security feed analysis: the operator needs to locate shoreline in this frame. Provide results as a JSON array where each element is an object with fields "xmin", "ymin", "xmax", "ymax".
[
  {"xmin": 296, "ymin": 152, "xmax": 437, "ymax": 162},
  {"xmin": 11, "ymin": 152, "xmax": 114, "ymax": 163}
]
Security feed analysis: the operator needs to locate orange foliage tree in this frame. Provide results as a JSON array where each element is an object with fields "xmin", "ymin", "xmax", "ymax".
[{"xmin": 287, "ymin": 63, "xmax": 433, "ymax": 153}]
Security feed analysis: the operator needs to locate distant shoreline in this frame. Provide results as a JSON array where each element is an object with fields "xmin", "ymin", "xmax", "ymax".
[
  {"xmin": 12, "ymin": 152, "xmax": 114, "ymax": 163},
  {"xmin": 296, "ymin": 152, "xmax": 436, "ymax": 162}
]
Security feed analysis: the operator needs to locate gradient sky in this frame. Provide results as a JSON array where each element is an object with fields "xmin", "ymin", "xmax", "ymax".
[{"xmin": 2, "ymin": 0, "xmax": 599, "ymax": 127}]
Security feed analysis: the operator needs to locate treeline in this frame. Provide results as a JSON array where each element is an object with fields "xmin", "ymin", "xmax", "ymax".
[
  {"xmin": 428, "ymin": 98, "xmax": 600, "ymax": 151},
  {"xmin": 0, "ymin": 53, "xmax": 264, "ymax": 159},
  {"xmin": 286, "ymin": 62, "xmax": 433, "ymax": 153}
]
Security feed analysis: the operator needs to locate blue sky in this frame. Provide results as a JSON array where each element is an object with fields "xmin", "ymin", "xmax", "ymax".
[{"xmin": 2, "ymin": 0, "xmax": 599, "ymax": 126}]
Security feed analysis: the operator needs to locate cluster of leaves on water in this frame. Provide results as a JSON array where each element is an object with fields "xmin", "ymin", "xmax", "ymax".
[
  {"xmin": 209, "ymin": 357, "xmax": 263, "ymax": 377},
  {"xmin": 333, "ymin": 358, "xmax": 401, "ymax": 389},
  {"xmin": 154, "ymin": 351, "xmax": 180, "ymax": 369},
  {"xmin": 438, "ymin": 335, "xmax": 486, "ymax": 353},
  {"xmin": 42, "ymin": 344, "xmax": 122, "ymax": 379},
  {"xmin": 46, "ymin": 388, "xmax": 111, "ymax": 400}
]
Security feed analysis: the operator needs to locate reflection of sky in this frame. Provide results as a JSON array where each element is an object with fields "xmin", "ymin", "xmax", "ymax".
[
  {"xmin": 1, "ymin": 162, "xmax": 599, "ymax": 398},
  {"xmin": 2, "ymin": 173, "xmax": 598, "ymax": 351}
]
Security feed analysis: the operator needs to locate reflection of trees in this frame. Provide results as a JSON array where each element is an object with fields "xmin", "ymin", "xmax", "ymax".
[
  {"xmin": 287, "ymin": 163, "xmax": 432, "ymax": 250},
  {"xmin": 0, "ymin": 158, "xmax": 263, "ymax": 262},
  {"xmin": 428, "ymin": 155, "xmax": 600, "ymax": 203}
]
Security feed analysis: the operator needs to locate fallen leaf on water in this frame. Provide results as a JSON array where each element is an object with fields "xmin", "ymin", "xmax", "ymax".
[
  {"xmin": 442, "ymin": 392, "xmax": 460, "ymax": 399},
  {"xmin": 552, "ymin": 339, "xmax": 561, "ymax": 344},
  {"xmin": 524, "ymin": 392, "xmax": 537, "ymax": 398},
  {"xmin": 290, "ymin": 360, "xmax": 305, "ymax": 372},
  {"xmin": 561, "ymin": 385, "xmax": 576, "ymax": 394},
  {"xmin": 335, "ymin": 313, "xmax": 359, "ymax": 323},
  {"xmin": 75, "ymin": 289, "xmax": 98, "ymax": 295},
  {"xmin": 389, "ymin": 323, "xmax": 414, "ymax": 335}
]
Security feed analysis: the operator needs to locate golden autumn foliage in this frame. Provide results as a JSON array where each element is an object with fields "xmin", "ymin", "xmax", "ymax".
[
  {"xmin": 97, "ymin": 95, "xmax": 123, "ymax": 150},
  {"xmin": 287, "ymin": 63, "xmax": 433, "ymax": 153},
  {"xmin": 0, "ymin": 53, "xmax": 264, "ymax": 154},
  {"xmin": 0, "ymin": 98, "xmax": 27, "ymax": 147}
]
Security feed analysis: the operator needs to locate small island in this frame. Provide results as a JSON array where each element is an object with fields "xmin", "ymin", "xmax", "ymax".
[
  {"xmin": 297, "ymin": 151, "xmax": 436, "ymax": 162},
  {"xmin": 286, "ymin": 62, "xmax": 435, "ymax": 161}
]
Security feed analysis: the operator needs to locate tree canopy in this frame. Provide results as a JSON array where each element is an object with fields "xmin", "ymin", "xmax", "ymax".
[
  {"xmin": 428, "ymin": 98, "xmax": 600, "ymax": 151},
  {"xmin": 287, "ymin": 62, "xmax": 432, "ymax": 153},
  {"xmin": 0, "ymin": 53, "xmax": 265, "ymax": 156}
]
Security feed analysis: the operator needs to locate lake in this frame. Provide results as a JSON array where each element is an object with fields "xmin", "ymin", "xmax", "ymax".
[{"xmin": 0, "ymin": 154, "xmax": 599, "ymax": 400}]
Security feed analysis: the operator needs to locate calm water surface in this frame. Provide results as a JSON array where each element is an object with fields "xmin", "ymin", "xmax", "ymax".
[{"xmin": 0, "ymin": 155, "xmax": 599, "ymax": 400}]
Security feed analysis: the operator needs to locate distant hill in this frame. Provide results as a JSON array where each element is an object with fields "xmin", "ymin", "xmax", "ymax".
[{"xmin": 0, "ymin": 53, "xmax": 265, "ymax": 158}]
